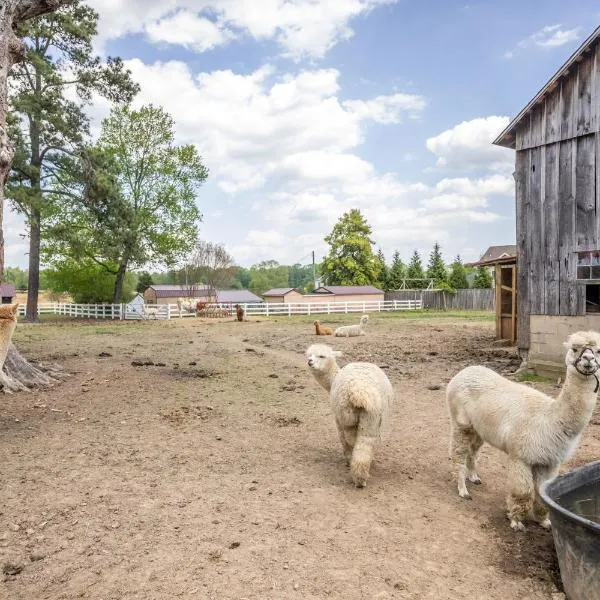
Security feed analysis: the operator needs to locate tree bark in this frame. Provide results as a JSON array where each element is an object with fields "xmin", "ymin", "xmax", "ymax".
[
  {"xmin": 26, "ymin": 207, "xmax": 41, "ymax": 320},
  {"xmin": 112, "ymin": 259, "xmax": 128, "ymax": 304},
  {"xmin": 0, "ymin": 0, "xmax": 72, "ymax": 392}
]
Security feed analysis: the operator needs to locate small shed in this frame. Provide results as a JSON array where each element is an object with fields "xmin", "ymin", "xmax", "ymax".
[
  {"xmin": 469, "ymin": 248, "xmax": 518, "ymax": 344},
  {"xmin": 310, "ymin": 285, "xmax": 385, "ymax": 303},
  {"xmin": 144, "ymin": 284, "xmax": 212, "ymax": 305},
  {"xmin": 263, "ymin": 288, "xmax": 304, "ymax": 303},
  {"xmin": 494, "ymin": 25, "xmax": 600, "ymax": 374},
  {"xmin": 0, "ymin": 282, "xmax": 16, "ymax": 304},
  {"xmin": 126, "ymin": 293, "xmax": 145, "ymax": 316}
]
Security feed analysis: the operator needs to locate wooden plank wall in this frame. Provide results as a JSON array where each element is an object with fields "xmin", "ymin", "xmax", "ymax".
[
  {"xmin": 516, "ymin": 132, "xmax": 598, "ymax": 348},
  {"xmin": 515, "ymin": 42, "xmax": 599, "ymax": 150}
]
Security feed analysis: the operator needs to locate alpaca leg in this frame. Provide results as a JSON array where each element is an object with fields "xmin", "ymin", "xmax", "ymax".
[
  {"xmin": 350, "ymin": 435, "xmax": 377, "ymax": 488},
  {"xmin": 532, "ymin": 465, "xmax": 558, "ymax": 530},
  {"xmin": 336, "ymin": 423, "xmax": 355, "ymax": 465},
  {"xmin": 451, "ymin": 426, "xmax": 475, "ymax": 499},
  {"xmin": 467, "ymin": 435, "xmax": 484, "ymax": 484},
  {"xmin": 506, "ymin": 458, "xmax": 534, "ymax": 531}
]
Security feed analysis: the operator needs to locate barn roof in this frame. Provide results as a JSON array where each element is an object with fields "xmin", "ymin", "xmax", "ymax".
[
  {"xmin": 467, "ymin": 245, "xmax": 517, "ymax": 267},
  {"xmin": 216, "ymin": 290, "xmax": 262, "ymax": 303},
  {"xmin": 147, "ymin": 284, "xmax": 211, "ymax": 298},
  {"xmin": 262, "ymin": 288, "xmax": 299, "ymax": 296},
  {"xmin": 312, "ymin": 285, "xmax": 383, "ymax": 295},
  {"xmin": 494, "ymin": 25, "xmax": 600, "ymax": 149},
  {"xmin": 0, "ymin": 283, "xmax": 16, "ymax": 297}
]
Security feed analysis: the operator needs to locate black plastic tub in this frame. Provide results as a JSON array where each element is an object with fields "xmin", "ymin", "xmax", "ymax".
[{"xmin": 540, "ymin": 461, "xmax": 600, "ymax": 600}]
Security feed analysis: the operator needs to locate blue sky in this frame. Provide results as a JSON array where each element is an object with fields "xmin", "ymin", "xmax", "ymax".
[{"xmin": 6, "ymin": 0, "xmax": 599, "ymax": 269}]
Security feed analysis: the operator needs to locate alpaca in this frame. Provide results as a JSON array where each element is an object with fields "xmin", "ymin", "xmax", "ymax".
[
  {"xmin": 236, "ymin": 304, "xmax": 245, "ymax": 322},
  {"xmin": 0, "ymin": 303, "xmax": 20, "ymax": 393},
  {"xmin": 314, "ymin": 320, "xmax": 333, "ymax": 335},
  {"xmin": 306, "ymin": 343, "xmax": 394, "ymax": 487},
  {"xmin": 334, "ymin": 314, "xmax": 369, "ymax": 337},
  {"xmin": 142, "ymin": 305, "xmax": 160, "ymax": 319},
  {"xmin": 177, "ymin": 297, "xmax": 196, "ymax": 316},
  {"xmin": 446, "ymin": 330, "xmax": 600, "ymax": 532}
]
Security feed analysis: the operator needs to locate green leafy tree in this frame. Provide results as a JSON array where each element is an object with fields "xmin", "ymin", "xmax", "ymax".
[
  {"xmin": 388, "ymin": 250, "xmax": 406, "ymax": 289},
  {"xmin": 4, "ymin": 266, "xmax": 28, "ymax": 289},
  {"xmin": 136, "ymin": 271, "xmax": 154, "ymax": 294},
  {"xmin": 249, "ymin": 260, "xmax": 289, "ymax": 294},
  {"xmin": 231, "ymin": 267, "xmax": 252, "ymax": 290},
  {"xmin": 6, "ymin": 0, "xmax": 138, "ymax": 320},
  {"xmin": 289, "ymin": 263, "xmax": 315, "ymax": 291},
  {"xmin": 376, "ymin": 249, "xmax": 389, "ymax": 290},
  {"xmin": 426, "ymin": 242, "xmax": 448, "ymax": 288},
  {"xmin": 44, "ymin": 104, "xmax": 208, "ymax": 303},
  {"xmin": 321, "ymin": 209, "xmax": 380, "ymax": 285},
  {"xmin": 472, "ymin": 266, "xmax": 493, "ymax": 289},
  {"xmin": 406, "ymin": 250, "xmax": 426, "ymax": 289},
  {"xmin": 448, "ymin": 255, "xmax": 469, "ymax": 290},
  {"xmin": 45, "ymin": 258, "xmax": 136, "ymax": 303}
]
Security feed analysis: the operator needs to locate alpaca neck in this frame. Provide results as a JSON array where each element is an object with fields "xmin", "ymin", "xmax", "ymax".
[
  {"xmin": 313, "ymin": 361, "xmax": 340, "ymax": 392},
  {"xmin": 553, "ymin": 369, "xmax": 599, "ymax": 436}
]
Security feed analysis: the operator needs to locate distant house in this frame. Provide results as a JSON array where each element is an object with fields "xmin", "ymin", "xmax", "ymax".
[
  {"xmin": 476, "ymin": 245, "xmax": 517, "ymax": 264},
  {"xmin": 263, "ymin": 288, "xmax": 304, "ymax": 303},
  {"xmin": 143, "ymin": 284, "xmax": 260, "ymax": 306},
  {"xmin": 0, "ymin": 283, "xmax": 16, "ymax": 304}
]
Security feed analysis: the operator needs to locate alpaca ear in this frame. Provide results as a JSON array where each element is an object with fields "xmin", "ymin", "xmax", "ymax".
[{"xmin": 10, "ymin": 302, "xmax": 19, "ymax": 316}]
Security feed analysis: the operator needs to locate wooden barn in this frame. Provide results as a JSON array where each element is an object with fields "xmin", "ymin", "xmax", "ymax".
[{"xmin": 494, "ymin": 25, "xmax": 600, "ymax": 374}]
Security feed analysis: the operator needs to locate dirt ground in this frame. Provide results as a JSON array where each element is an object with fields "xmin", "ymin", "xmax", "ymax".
[{"xmin": 1, "ymin": 313, "xmax": 598, "ymax": 600}]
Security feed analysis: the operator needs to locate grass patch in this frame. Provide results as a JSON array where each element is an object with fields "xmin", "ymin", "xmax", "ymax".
[{"xmin": 515, "ymin": 372, "xmax": 554, "ymax": 383}]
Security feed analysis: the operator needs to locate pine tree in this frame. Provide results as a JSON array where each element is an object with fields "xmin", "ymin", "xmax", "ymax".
[
  {"xmin": 321, "ymin": 209, "xmax": 380, "ymax": 285},
  {"xmin": 406, "ymin": 250, "xmax": 426, "ymax": 289},
  {"xmin": 448, "ymin": 255, "xmax": 469, "ymax": 290},
  {"xmin": 426, "ymin": 241, "xmax": 448, "ymax": 288},
  {"xmin": 7, "ymin": 0, "xmax": 139, "ymax": 319},
  {"xmin": 376, "ymin": 249, "xmax": 389, "ymax": 290},
  {"xmin": 388, "ymin": 250, "xmax": 406, "ymax": 289},
  {"xmin": 472, "ymin": 266, "xmax": 493, "ymax": 288},
  {"xmin": 136, "ymin": 271, "xmax": 154, "ymax": 294}
]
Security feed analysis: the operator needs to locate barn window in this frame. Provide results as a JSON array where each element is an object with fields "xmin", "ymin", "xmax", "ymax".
[{"xmin": 577, "ymin": 251, "xmax": 600, "ymax": 280}]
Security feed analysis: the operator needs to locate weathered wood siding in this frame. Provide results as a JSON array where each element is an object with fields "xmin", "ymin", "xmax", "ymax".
[
  {"xmin": 515, "ymin": 44, "xmax": 600, "ymax": 150},
  {"xmin": 515, "ymin": 132, "xmax": 598, "ymax": 348}
]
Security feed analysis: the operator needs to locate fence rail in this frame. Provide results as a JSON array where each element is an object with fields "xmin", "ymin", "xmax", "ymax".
[{"xmin": 16, "ymin": 299, "xmax": 424, "ymax": 321}]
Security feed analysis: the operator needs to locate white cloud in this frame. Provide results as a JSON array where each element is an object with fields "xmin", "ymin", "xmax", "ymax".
[
  {"xmin": 504, "ymin": 24, "xmax": 581, "ymax": 58},
  {"xmin": 86, "ymin": 0, "xmax": 398, "ymax": 60},
  {"xmin": 425, "ymin": 116, "xmax": 513, "ymax": 172}
]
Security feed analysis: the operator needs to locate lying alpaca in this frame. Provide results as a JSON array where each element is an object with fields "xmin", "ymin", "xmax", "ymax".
[
  {"xmin": 446, "ymin": 330, "xmax": 600, "ymax": 531},
  {"xmin": 334, "ymin": 314, "xmax": 369, "ymax": 338},
  {"xmin": 306, "ymin": 343, "xmax": 394, "ymax": 487},
  {"xmin": 0, "ymin": 303, "xmax": 20, "ymax": 393},
  {"xmin": 235, "ymin": 304, "xmax": 245, "ymax": 322},
  {"xmin": 177, "ymin": 297, "xmax": 197, "ymax": 316},
  {"xmin": 314, "ymin": 320, "xmax": 333, "ymax": 335}
]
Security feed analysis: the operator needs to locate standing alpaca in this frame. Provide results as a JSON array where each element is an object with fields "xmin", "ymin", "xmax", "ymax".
[
  {"xmin": 306, "ymin": 343, "xmax": 394, "ymax": 487},
  {"xmin": 334, "ymin": 314, "xmax": 369, "ymax": 337},
  {"xmin": 447, "ymin": 330, "xmax": 600, "ymax": 531},
  {"xmin": 0, "ymin": 303, "xmax": 20, "ymax": 393},
  {"xmin": 314, "ymin": 320, "xmax": 333, "ymax": 335},
  {"xmin": 235, "ymin": 304, "xmax": 245, "ymax": 322}
]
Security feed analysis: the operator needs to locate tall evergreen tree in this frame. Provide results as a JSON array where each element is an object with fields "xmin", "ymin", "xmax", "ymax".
[
  {"xmin": 426, "ymin": 241, "xmax": 448, "ymax": 288},
  {"xmin": 6, "ymin": 0, "xmax": 139, "ymax": 319},
  {"xmin": 376, "ymin": 248, "xmax": 389, "ymax": 290},
  {"xmin": 136, "ymin": 271, "xmax": 154, "ymax": 294},
  {"xmin": 321, "ymin": 209, "xmax": 380, "ymax": 285},
  {"xmin": 472, "ymin": 266, "xmax": 493, "ymax": 289},
  {"xmin": 448, "ymin": 255, "xmax": 469, "ymax": 290},
  {"xmin": 388, "ymin": 250, "xmax": 406, "ymax": 289},
  {"xmin": 406, "ymin": 250, "xmax": 426, "ymax": 289}
]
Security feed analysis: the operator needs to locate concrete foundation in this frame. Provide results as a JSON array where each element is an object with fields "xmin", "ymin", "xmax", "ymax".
[{"xmin": 528, "ymin": 315, "xmax": 600, "ymax": 376}]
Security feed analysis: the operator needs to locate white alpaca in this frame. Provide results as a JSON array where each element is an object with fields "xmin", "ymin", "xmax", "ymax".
[
  {"xmin": 142, "ymin": 305, "xmax": 160, "ymax": 320},
  {"xmin": 334, "ymin": 314, "xmax": 369, "ymax": 337},
  {"xmin": 306, "ymin": 343, "xmax": 394, "ymax": 487},
  {"xmin": 446, "ymin": 330, "xmax": 600, "ymax": 532},
  {"xmin": 177, "ymin": 297, "xmax": 197, "ymax": 317}
]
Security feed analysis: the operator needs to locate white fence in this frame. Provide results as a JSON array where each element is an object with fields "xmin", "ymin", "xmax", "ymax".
[{"xmin": 16, "ymin": 299, "xmax": 423, "ymax": 321}]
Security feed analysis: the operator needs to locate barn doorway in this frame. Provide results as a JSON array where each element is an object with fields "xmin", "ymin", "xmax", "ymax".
[{"xmin": 496, "ymin": 263, "xmax": 517, "ymax": 343}]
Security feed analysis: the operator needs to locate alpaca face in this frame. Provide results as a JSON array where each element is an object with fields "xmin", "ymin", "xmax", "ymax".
[
  {"xmin": 0, "ymin": 302, "xmax": 19, "ymax": 321},
  {"xmin": 306, "ymin": 344, "xmax": 341, "ymax": 372},
  {"xmin": 564, "ymin": 331, "xmax": 600, "ymax": 376}
]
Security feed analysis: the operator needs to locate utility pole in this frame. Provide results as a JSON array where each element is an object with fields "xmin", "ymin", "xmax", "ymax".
[{"xmin": 312, "ymin": 250, "xmax": 317, "ymax": 288}]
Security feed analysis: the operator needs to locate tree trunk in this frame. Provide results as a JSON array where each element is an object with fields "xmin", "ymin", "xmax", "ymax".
[
  {"xmin": 0, "ymin": 0, "xmax": 72, "ymax": 392},
  {"xmin": 112, "ymin": 259, "xmax": 128, "ymax": 304},
  {"xmin": 26, "ymin": 207, "xmax": 41, "ymax": 320}
]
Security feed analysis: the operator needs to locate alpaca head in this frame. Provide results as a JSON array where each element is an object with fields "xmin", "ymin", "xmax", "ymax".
[
  {"xmin": 564, "ymin": 331, "xmax": 600, "ymax": 378},
  {"xmin": 313, "ymin": 320, "xmax": 319, "ymax": 326},
  {"xmin": 306, "ymin": 343, "xmax": 342, "ymax": 374},
  {"xmin": 0, "ymin": 302, "xmax": 19, "ymax": 321},
  {"xmin": 360, "ymin": 315, "xmax": 369, "ymax": 325}
]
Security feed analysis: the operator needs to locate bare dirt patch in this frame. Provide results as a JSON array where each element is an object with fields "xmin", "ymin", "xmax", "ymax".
[{"xmin": 1, "ymin": 313, "xmax": 597, "ymax": 599}]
